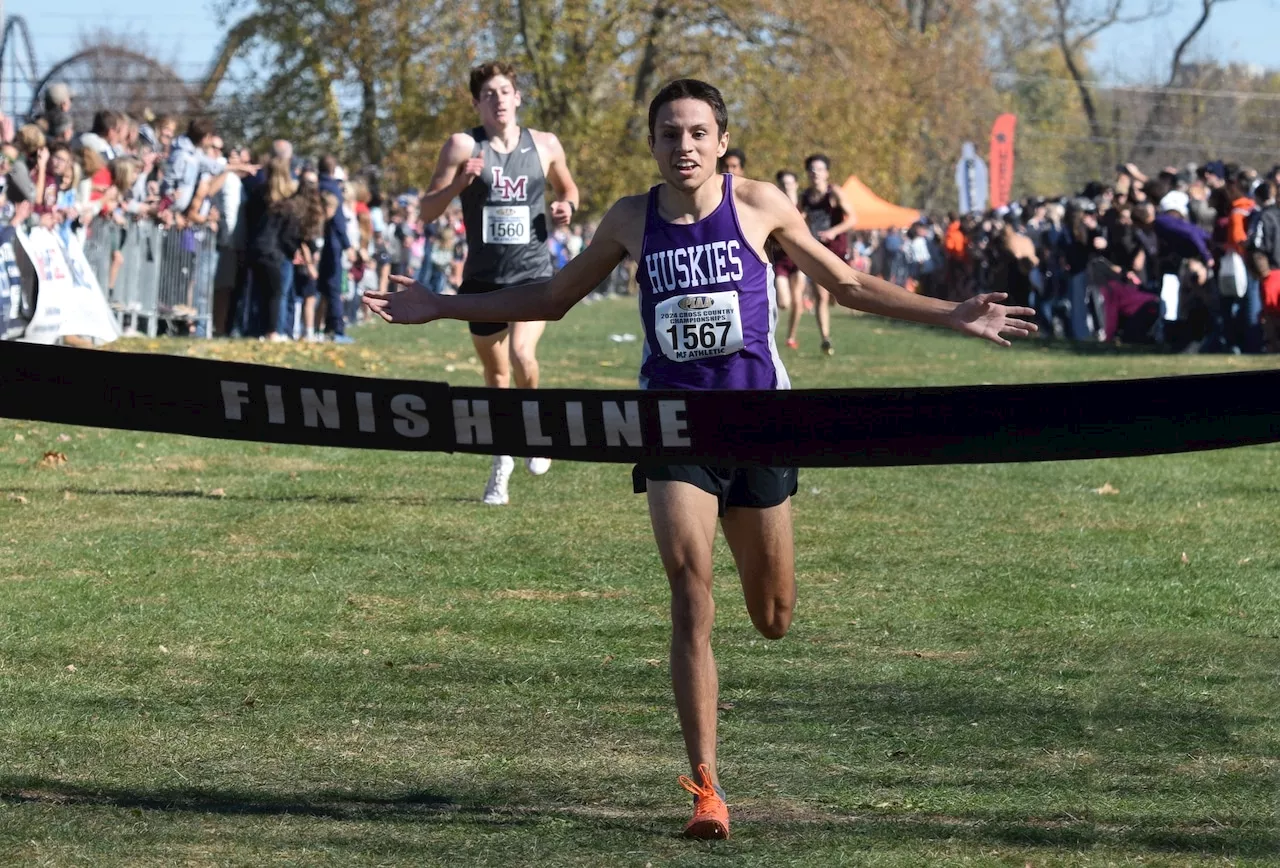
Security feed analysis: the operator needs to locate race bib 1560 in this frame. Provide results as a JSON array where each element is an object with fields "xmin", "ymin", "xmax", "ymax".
[
  {"xmin": 654, "ymin": 291, "xmax": 745, "ymax": 362},
  {"xmin": 482, "ymin": 205, "xmax": 530, "ymax": 245}
]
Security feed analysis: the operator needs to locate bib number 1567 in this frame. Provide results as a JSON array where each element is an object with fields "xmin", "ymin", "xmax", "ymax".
[
  {"xmin": 653, "ymin": 290, "xmax": 745, "ymax": 362},
  {"xmin": 666, "ymin": 321, "xmax": 732, "ymax": 351}
]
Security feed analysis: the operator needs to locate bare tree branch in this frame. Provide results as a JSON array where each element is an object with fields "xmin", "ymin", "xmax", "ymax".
[{"xmin": 1128, "ymin": 0, "xmax": 1236, "ymax": 161}]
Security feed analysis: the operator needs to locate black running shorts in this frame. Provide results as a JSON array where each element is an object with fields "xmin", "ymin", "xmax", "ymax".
[
  {"xmin": 632, "ymin": 464, "xmax": 798, "ymax": 518},
  {"xmin": 459, "ymin": 278, "xmax": 544, "ymax": 337}
]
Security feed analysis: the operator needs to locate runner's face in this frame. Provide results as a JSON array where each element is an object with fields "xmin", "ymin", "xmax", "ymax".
[
  {"xmin": 778, "ymin": 174, "xmax": 797, "ymax": 197},
  {"xmin": 806, "ymin": 160, "xmax": 829, "ymax": 186},
  {"xmin": 723, "ymin": 155, "xmax": 743, "ymax": 177},
  {"xmin": 474, "ymin": 76, "xmax": 521, "ymax": 128},
  {"xmin": 649, "ymin": 98, "xmax": 727, "ymax": 192}
]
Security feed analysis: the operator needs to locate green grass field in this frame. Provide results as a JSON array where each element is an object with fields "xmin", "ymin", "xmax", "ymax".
[{"xmin": 2, "ymin": 298, "xmax": 1278, "ymax": 866}]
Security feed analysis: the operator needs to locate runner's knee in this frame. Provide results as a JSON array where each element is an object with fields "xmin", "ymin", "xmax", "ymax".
[
  {"xmin": 510, "ymin": 344, "xmax": 538, "ymax": 374},
  {"xmin": 749, "ymin": 598, "xmax": 792, "ymax": 640},
  {"xmin": 668, "ymin": 566, "xmax": 715, "ymax": 637}
]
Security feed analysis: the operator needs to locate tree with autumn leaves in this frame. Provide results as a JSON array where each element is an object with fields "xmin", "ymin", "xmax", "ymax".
[{"xmin": 210, "ymin": 0, "xmax": 1275, "ymax": 214}]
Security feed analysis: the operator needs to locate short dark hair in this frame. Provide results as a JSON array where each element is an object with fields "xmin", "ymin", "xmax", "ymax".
[
  {"xmin": 775, "ymin": 169, "xmax": 796, "ymax": 185},
  {"xmin": 647, "ymin": 79, "xmax": 728, "ymax": 139},
  {"xmin": 91, "ymin": 110, "xmax": 122, "ymax": 136},
  {"xmin": 186, "ymin": 117, "xmax": 215, "ymax": 145},
  {"xmin": 48, "ymin": 111, "xmax": 73, "ymax": 141},
  {"xmin": 318, "ymin": 154, "xmax": 338, "ymax": 176},
  {"xmin": 804, "ymin": 153, "xmax": 830, "ymax": 172},
  {"xmin": 470, "ymin": 61, "xmax": 518, "ymax": 100},
  {"xmin": 723, "ymin": 148, "xmax": 746, "ymax": 167}
]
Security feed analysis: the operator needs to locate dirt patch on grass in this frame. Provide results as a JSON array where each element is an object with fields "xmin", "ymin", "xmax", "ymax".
[
  {"xmin": 1026, "ymin": 749, "xmax": 1099, "ymax": 771},
  {"xmin": 153, "ymin": 458, "xmax": 208, "ymax": 473},
  {"xmin": 188, "ymin": 548, "xmax": 301, "ymax": 562},
  {"xmin": 493, "ymin": 588, "xmax": 629, "ymax": 602},
  {"xmin": 247, "ymin": 457, "xmax": 337, "ymax": 473},
  {"xmin": 346, "ymin": 595, "xmax": 412, "ymax": 610},
  {"xmin": 889, "ymin": 649, "xmax": 976, "ymax": 661},
  {"xmin": 1173, "ymin": 755, "xmax": 1279, "ymax": 777}
]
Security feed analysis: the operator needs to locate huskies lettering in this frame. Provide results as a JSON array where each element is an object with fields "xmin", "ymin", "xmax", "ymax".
[
  {"xmin": 644, "ymin": 241, "xmax": 745, "ymax": 294},
  {"xmin": 490, "ymin": 166, "xmax": 528, "ymax": 202}
]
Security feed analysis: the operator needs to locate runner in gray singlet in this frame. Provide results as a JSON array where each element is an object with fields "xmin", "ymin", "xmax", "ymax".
[{"xmin": 415, "ymin": 60, "xmax": 581, "ymax": 505}]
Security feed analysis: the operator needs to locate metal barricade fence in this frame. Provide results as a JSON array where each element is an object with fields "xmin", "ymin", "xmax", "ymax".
[
  {"xmin": 80, "ymin": 217, "xmax": 220, "ymax": 337},
  {"xmin": 80, "ymin": 218, "xmax": 116, "ymax": 304}
]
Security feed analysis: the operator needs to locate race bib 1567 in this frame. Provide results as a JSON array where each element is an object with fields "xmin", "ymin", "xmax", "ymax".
[{"xmin": 654, "ymin": 290, "xmax": 745, "ymax": 362}]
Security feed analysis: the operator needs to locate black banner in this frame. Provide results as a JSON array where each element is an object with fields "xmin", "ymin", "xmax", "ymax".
[{"xmin": 2, "ymin": 341, "xmax": 1279, "ymax": 466}]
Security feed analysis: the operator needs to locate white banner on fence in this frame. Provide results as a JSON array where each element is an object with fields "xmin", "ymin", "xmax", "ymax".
[
  {"xmin": 955, "ymin": 142, "xmax": 988, "ymax": 216},
  {"xmin": 16, "ymin": 227, "xmax": 118, "ymax": 345}
]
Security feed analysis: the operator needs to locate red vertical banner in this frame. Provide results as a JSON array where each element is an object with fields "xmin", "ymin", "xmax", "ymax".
[{"xmin": 989, "ymin": 113, "xmax": 1017, "ymax": 209}]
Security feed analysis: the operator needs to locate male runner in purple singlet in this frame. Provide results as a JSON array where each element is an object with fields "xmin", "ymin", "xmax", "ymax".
[{"xmin": 364, "ymin": 79, "xmax": 1037, "ymax": 840}]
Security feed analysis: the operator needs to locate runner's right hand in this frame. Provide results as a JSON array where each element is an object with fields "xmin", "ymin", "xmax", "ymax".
[
  {"xmin": 363, "ymin": 275, "xmax": 440, "ymax": 325},
  {"xmin": 458, "ymin": 157, "xmax": 485, "ymax": 187}
]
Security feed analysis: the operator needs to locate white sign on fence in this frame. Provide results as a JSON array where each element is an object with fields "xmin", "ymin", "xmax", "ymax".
[{"xmin": 15, "ymin": 227, "xmax": 118, "ymax": 344}]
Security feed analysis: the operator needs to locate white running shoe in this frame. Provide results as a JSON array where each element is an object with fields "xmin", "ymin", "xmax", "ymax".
[
  {"xmin": 525, "ymin": 457, "xmax": 552, "ymax": 476},
  {"xmin": 482, "ymin": 455, "xmax": 515, "ymax": 505}
]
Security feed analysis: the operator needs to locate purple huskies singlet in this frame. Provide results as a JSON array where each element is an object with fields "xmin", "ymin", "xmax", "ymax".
[{"xmin": 637, "ymin": 174, "xmax": 789, "ymax": 391}]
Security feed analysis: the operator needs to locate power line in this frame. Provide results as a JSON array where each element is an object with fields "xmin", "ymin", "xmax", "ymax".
[
  {"xmin": 997, "ymin": 72, "xmax": 1280, "ymax": 102},
  {"xmin": 1019, "ymin": 130, "xmax": 1276, "ymax": 158},
  {"xmin": 1015, "ymin": 116, "xmax": 1280, "ymax": 144}
]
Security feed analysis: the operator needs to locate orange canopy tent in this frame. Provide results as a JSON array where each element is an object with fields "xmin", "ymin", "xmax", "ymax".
[{"xmin": 839, "ymin": 175, "xmax": 921, "ymax": 230}]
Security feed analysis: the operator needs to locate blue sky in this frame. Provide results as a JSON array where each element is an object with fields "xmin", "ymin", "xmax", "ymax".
[{"xmin": 6, "ymin": 0, "xmax": 1278, "ymax": 94}]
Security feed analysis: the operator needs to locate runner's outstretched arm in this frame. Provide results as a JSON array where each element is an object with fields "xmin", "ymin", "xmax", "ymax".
[
  {"xmin": 363, "ymin": 200, "xmax": 630, "ymax": 326},
  {"xmin": 764, "ymin": 186, "xmax": 1038, "ymax": 346}
]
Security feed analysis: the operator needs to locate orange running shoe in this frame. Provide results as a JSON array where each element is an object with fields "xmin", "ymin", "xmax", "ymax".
[
  {"xmin": 678, "ymin": 763, "xmax": 730, "ymax": 840},
  {"xmin": 786, "ymin": 337, "xmax": 799, "ymax": 349}
]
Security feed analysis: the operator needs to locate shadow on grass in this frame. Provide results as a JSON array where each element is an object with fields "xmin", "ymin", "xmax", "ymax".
[
  {"xmin": 1, "ymin": 778, "xmax": 1275, "ymax": 856},
  {"xmin": 5, "ymin": 486, "xmax": 438, "ymax": 506}
]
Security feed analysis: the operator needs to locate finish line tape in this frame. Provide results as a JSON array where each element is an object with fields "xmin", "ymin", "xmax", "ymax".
[{"xmin": 2, "ymin": 342, "xmax": 1278, "ymax": 467}]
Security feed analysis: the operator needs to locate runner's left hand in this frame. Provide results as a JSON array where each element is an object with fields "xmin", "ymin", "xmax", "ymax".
[
  {"xmin": 949, "ymin": 292, "xmax": 1038, "ymax": 347},
  {"xmin": 363, "ymin": 275, "xmax": 440, "ymax": 325},
  {"xmin": 550, "ymin": 200, "xmax": 573, "ymax": 226}
]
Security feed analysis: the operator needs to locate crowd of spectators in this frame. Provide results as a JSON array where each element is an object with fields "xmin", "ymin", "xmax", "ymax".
[
  {"xmin": 4, "ymin": 82, "xmax": 1279, "ymax": 354},
  {"xmin": 855, "ymin": 160, "xmax": 1280, "ymax": 353},
  {"xmin": 0, "ymin": 83, "xmax": 503, "ymax": 343}
]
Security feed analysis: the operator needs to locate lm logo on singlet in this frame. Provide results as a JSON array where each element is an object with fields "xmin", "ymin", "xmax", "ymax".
[{"xmin": 490, "ymin": 167, "xmax": 528, "ymax": 202}]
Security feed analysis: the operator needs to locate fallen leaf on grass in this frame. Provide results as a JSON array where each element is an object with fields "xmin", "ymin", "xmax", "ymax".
[
  {"xmin": 13, "ymin": 433, "xmax": 23, "ymax": 442},
  {"xmin": 601, "ymin": 655, "xmax": 614, "ymax": 666},
  {"xmin": 208, "ymin": 488, "xmax": 226, "ymax": 498},
  {"xmin": 62, "ymin": 491, "xmax": 74, "ymax": 501},
  {"xmin": 1093, "ymin": 482, "xmax": 1119, "ymax": 495},
  {"xmin": 56, "ymin": 434, "xmax": 71, "ymax": 442},
  {"xmin": 1181, "ymin": 552, "xmax": 1190, "ymax": 565},
  {"xmin": 65, "ymin": 664, "xmax": 76, "ymax": 673},
  {"xmin": 7, "ymin": 494, "xmax": 28, "ymax": 504},
  {"xmin": 717, "ymin": 702, "xmax": 735, "ymax": 711},
  {"xmin": 1238, "ymin": 557, "xmax": 1252, "ymax": 565},
  {"xmin": 38, "ymin": 451, "xmax": 68, "ymax": 469}
]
